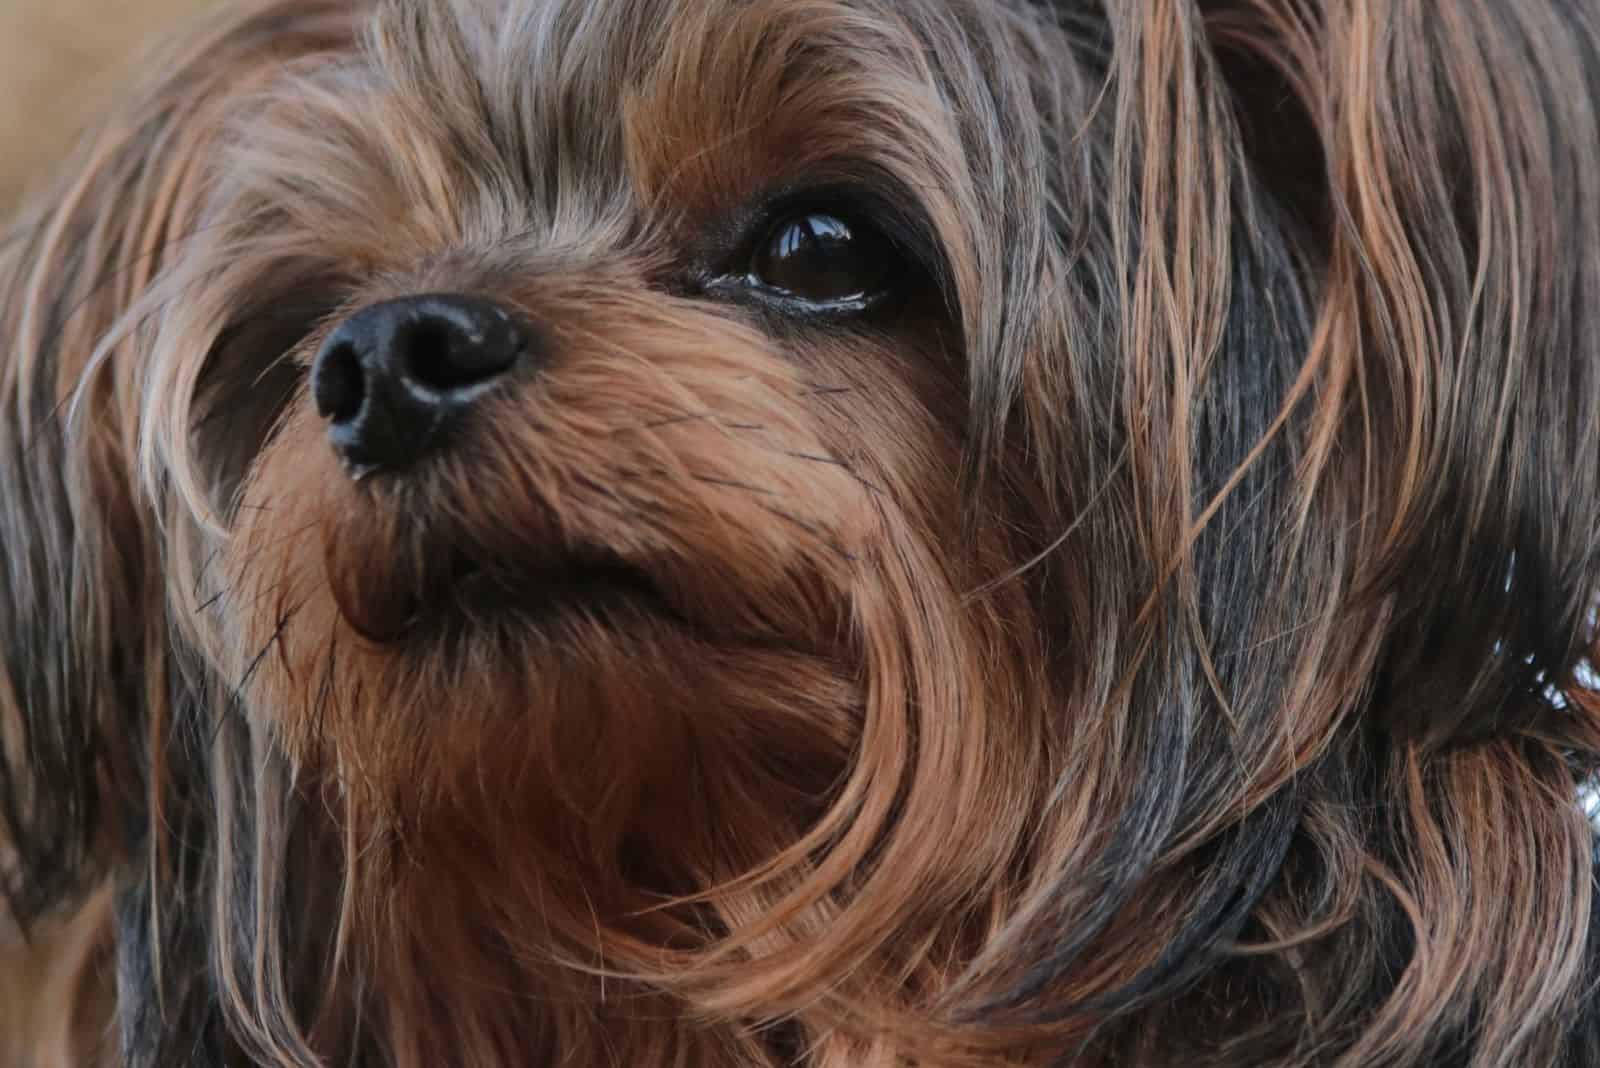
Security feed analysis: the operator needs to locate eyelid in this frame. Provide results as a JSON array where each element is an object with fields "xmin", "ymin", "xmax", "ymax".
[
  {"xmin": 701, "ymin": 276, "xmax": 889, "ymax": 318},
  {"xmin": 698, "ymin": 181, "xmax": 939, "ymax": 283}
]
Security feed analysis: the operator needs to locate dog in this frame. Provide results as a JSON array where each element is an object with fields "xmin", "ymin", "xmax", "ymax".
[{"xmin": 4, "ymin": 0, "xmax": 1600, "ymax": 1064}]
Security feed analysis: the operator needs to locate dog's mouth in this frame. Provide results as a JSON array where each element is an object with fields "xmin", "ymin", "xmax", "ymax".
[
  {"xmin": 436, "ymin": 551, "xmax": 673, "ymax": 631},
  {"xmin": 332, "ymin": 537, "xmax": 683, "ymax": 646}
]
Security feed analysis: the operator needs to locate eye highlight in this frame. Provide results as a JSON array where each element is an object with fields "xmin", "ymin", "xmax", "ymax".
[{"xmin": 748, "ymin": 212, "xmax": 893, "ymax": 308}]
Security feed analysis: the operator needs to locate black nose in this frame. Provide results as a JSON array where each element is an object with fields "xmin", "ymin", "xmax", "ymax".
[{"xmin": 311, "ymin": 294, "xmax": 528, "ymax": 477}]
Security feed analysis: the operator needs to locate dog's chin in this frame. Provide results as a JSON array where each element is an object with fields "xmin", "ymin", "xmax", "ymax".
[
  {"xmin": 228, "ymin": 486, "xmax": 862, "ymax": 822},
  {"xmin": 333, "ymin": 591, "xmax": 860, "ymax": 893}
]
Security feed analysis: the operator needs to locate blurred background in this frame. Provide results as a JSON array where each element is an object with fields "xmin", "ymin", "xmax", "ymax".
[
  {"xmin": 0, "ymin": 0, "xmax": 213, "ymax": 211},
  {"xmin": 0, "ymin": 3, "xmax": 213, "ymax": 1058}
]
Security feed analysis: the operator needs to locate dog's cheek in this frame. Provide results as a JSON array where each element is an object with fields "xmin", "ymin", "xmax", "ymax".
[
  {"xmin": 432, "ymin": 310, "xmax": 902, "ymax": 620},
  {"xmin": 790, "ymin": 329, "xmax": 971, "ymax": 540},
  {"xmin": 196, "ymin": 409, "xmax": 344, "ymax": 745}
]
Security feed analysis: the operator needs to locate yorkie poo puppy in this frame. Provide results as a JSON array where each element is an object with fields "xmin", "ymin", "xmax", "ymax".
[{"xmin": 5, "ymin": 0, "xmax": 1600, "ymax": 1065}]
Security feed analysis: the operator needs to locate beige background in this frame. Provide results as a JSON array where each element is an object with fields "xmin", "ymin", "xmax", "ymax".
[
  {"xmin": 0, "ymin": 3, "xmax": 214, "ymax": 1058},
  {"xmin": 0, "ymin": 0, "xmax": 214, "ymax": 211}
]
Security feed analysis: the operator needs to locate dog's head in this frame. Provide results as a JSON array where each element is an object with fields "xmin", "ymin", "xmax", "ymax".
[{"xmin": 5, "ymin": 1, "xmax": 1600, "ymax": 1065}]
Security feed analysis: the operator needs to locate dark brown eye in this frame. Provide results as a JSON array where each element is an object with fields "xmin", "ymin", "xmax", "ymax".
[{"xmin": 749, "ymin": 212, "xmax": 893, "ymax": 307}]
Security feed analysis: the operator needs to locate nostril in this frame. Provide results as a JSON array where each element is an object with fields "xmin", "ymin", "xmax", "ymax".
[
  {"xmin": 400, "ymin": 319, "xmax": 487, "ymax": 392},
  {"xmin": 397, "ymin": 300, "xmax": 524, "ymax": 396},
  {"xmin": 313, "ymin": 340, "xmax": 366, "ymax": 424}
]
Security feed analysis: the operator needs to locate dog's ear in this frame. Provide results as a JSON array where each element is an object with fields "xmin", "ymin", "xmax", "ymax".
[
  {"xmin": 1206, "ymin": 1, "xmax": 1600, "ymax": 747},
  {"xmin": 0, "ymin": 0, "xmax": 358, "ymax": 953}
]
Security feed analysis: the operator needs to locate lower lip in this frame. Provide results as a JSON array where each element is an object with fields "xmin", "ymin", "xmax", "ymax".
[{"xmin": 418, "ymin": 560, "xmax": 676, "ymax": 636}]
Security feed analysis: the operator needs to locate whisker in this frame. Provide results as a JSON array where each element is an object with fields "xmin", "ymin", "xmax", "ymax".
[
  {"xmin": 196, "ymin": 587, "xmax": 230, "ymax": 614},
  {"xmin": 775, "ymin": 451, "xmax": 885, "ymax": 496},
  {"xmin": 750, "ymin": 502, "xmax": 858, "ymax": 562},
  {"xmin": 311, "ymin": 625, "xmax": 340, "ymax": 748},
  {"xmin": 193, "ymin": 545, "xmax": 225, "ymax": 601},
  {"xmin": 623, "ymin": 411, "xmax": 765, "ymax": 434},
  {"xmin": 196, "ymin": 519, "xmax": 322, "ymax": 613},
  {"xmin": 209, "ymin": 598, "xmax": 305, "ymax": 747},
  {"xmin": 686, "ymin": 473, "xmax": 777, "ymax": 497}
]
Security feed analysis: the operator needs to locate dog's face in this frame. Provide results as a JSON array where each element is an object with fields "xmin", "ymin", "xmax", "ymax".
[
  {"xmin": 214, "ymin": 3, "xmax": 953, "ymax": 799},
  {"xmin": 135, "ymin": 1, "xmax": 1072, "ymax": 1054},
  {"xmin": 8, "ymin": 0, "xmax": 1600, "ymax": 1065},
  {"xmin": 184, "ymin": 0, "xmax": 1047, "ymax": 901}
]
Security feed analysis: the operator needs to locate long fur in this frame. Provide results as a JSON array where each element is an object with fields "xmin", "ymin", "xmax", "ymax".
[{"xmin": 3, "ymin": 0, "xmax": 1600, "ymax": 1064}]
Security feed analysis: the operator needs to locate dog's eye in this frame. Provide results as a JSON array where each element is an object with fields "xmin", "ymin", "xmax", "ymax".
[{"xmin": 747, "ymin": 212, "xmax": 894, "ymax": 309}]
